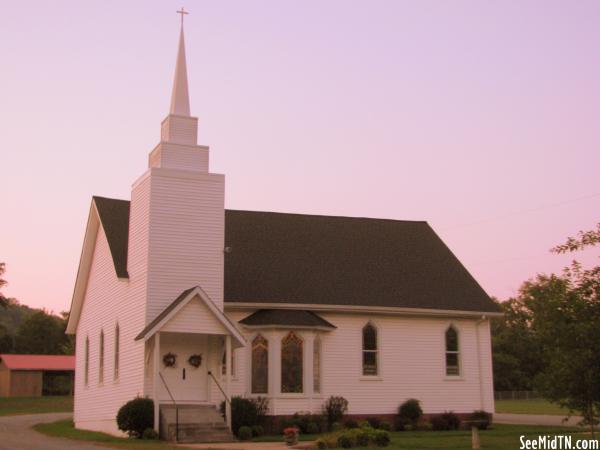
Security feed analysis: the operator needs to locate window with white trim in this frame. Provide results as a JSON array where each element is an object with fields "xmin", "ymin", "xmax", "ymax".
[
  {"xmin": 445, "ymin": 326, "xmax": 460, "ymax": 376},
  {"xmin": 221, "ymin": 347, "xmax": 235, "ymax": 377},
  {"xmin": 99, "ymin": 330, "xmax": 104, "ymax": 384},
  {"xmin": 84, "ymin": 336, "xmax": 89, "ymax": 386},
  {"xmin": 362, "ymin": 323, "xmax": 378, "ymax": 376},
  {"xmin": 251, "ymin": 334, "xmax": 268, "ymax": 394},
  {"xmin": 114, "ymin": 323, "xmax": 120, "ymax": 380},
  {"xmin": 313, "ymin": 335, "xmax": 321, "ymax": 393},
  {"xmin": 281, "ymin": 331, "xmax": 303, "ymax": 393}
]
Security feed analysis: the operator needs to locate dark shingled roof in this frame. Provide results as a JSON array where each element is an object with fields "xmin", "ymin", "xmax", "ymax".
[
  {"xmin": 93, "ymin": 196, "xmax": 130, "ymax": 278},
  {"xmin": 239, "ymin": 309, "xmax": 336, "ymax": 329},
  {"xmin": 90, "ymin": 197, "xmax": 499, "ymax": 314}
]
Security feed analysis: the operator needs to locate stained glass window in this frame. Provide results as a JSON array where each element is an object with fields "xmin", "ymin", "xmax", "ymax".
[
  {"xmin": 281, "ymin": 332, "xmax": 303, "ymax": 393},
  {"xmin": 313, "ymin": 336, "xmax": 321, "ymax": 393},
  {"xmin": 252, "ymin": 335, "xmax": 268, "ymax": 393}
]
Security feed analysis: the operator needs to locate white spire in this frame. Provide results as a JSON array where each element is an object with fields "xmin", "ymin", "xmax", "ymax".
[{"xmin": 169, "ymin": 10, "xmax": 190, "ymax": 117}]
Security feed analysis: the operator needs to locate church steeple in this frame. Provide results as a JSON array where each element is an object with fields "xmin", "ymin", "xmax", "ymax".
[
  {"xmin": 169, "ymin": 16, "xmax": 191, "ymax": 117},
  {"xmin": 159, "ymin": 8, "xmax": 198, "ymax": 147}
]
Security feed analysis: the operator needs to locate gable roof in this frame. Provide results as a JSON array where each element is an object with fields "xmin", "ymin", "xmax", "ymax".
[
  {"xmin": 70, "ymin": 197, "xmax": 500, "ymax": 319},
  {"xmin": 93, "ymin": 196, "xmax": 130, "ymax": 279},
  {"xmin": 0, "ymin": 354, "xmax": 75, "ymax": 371},
  {"xmin": 134, "ymin": 286, "xmax": 245, "ymax": 347},
  {"xmin": 239, "ymin": 309, "xmax": 336, "ymax": 329}
]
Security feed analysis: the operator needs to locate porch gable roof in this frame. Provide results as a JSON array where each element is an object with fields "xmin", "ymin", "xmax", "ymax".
[{"xmin": 135, "ymin": 286, "xmax": 246, "ymax": 347}]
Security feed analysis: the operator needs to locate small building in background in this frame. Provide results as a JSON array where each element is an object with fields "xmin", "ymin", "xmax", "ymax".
[{"xmin": 0, "ymin": 354, "xmax": 75, "ymax": 397}]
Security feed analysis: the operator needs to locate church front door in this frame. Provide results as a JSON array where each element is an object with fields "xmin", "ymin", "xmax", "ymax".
[{"xmin": 159, "ymin": 332, "xmax": 208, "ymax": 403}]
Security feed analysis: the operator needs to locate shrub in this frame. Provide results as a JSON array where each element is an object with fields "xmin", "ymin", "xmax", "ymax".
[
  {"xmin": 367, "ymin": 417, "xmax": 381, "ymax": 429},
  {"xmin": 315, "ymin": 438, "xmax": 328, "ymax": 450},
  {"xmin": 238, "ymin": 425, "xmax": 252, "ymax": 440},
  {"xmin": 468, "ymin": 410, "xmax": 492, "ymax": 430},
  {"xmin": 397, "ymin": 399, "xmax": 422, "ymax": 427},
  {"xmin": 374, "ymin": 429, "xmax": 391, "ymax": 446},
  {"xmin": 220, "ymin": 396, "xmax": 269, "ymax": 435},
  {"xmin": 393, "ymin": 416, "xmax": 406, "ymax": 431},
  {"xmin": 306, "ymin": 421, "xmax": 320, "ymax": 434},
  {"xmin": 251, "ymin": 425, "xmax": 264, "ymax": 437},
  {"xmin": 142, "ymin": 428, "xmax": 158, "ymax": 440},
  {"xmin": 344, "ymin": 419, "xmax": 359, "ymax": 429},
  {"xmin": 337, "ymin": 434, "xmax": 355, "ymax": 448},
  {"xmin": 354, "ymin": 429, "xmax": 370, "ymax": 446},
  {"xmin": 289, "ymin": 412, "xmax": 325, "ymax": 434},
  {"xmin": 116, "ymin": 397, "xmax": 154, "ymax": 438},
  {"xmin": 331, "ymin": 421, "xmax": 344, "ymax": 432},
  {"xmin": 379, "ymin": 421, "xmax": 392, "ymax": 431},
  {"xmin": 323, "ymin": 396, "xmax": 348, "ymax": 429},
  {"xmin": 358, "ymin": 420, "xmax": 372, "ymax": 429},
  {"xmin": 430, "ymin": 411, "xmax": 461, "ymax": 431}
]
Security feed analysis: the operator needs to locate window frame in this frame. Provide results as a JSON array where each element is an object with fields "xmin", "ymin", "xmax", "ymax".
[
  {"xmin": 280, "ymin": 331, "xmax": 304, "ymax": 394},
  {"xmin": 361, "ymin": 322, "xmax": 379, "ymax": 377},
  {"xmin": 98, "ymin": 329, "xmax": 104, "ymax": 385},
  {"xmin": 313, "ymin": 334, "xmax": 321, "ymax": 394},
  {"xmin": 445, "ymin": 325, "xmax": 460, "ymax": 377},
  {"xmin": 221, "ymin": 345, "xmax": 236, "ymax": 379},
  {"xmin": 84, "ymin": 335, "xmax": 89, "ymax": 386},
  {"xmin": 251, "ymin": 334, "xmax": 269, "ymax": 394},
  {"xmin": 114, "ymin": 323, "xmax": 120, "ymax": 381}
]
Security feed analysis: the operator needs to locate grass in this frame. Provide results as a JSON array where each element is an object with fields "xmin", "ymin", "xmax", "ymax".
[
  {"xmin": 34, "ymin": 420, "xmax": 595, "ymax": 450},
  {"xmin": 0, "ymin": 395, "xmax": 73, "ymax": 416},
  {"xmin": 34, "ymin": 420, "xmax": 180, "ymax": 450},
  {"xmin": 495, "ymin": 399, "xmax": 570, "ymax": 415}
]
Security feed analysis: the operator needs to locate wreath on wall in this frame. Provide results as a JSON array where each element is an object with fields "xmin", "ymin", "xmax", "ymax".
[
  {"xmin": 163, "ymin": 352, "xmax": 177, "ymax": 368},
  {"xmin": 188, "ymin": 354, "xmax": 202, "ymax": 368}
]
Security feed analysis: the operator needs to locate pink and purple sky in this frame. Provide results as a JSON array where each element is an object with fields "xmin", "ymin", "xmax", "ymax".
[{"xmin": 1, "ymin": 1, "xmax": 599, "ymax": 314}]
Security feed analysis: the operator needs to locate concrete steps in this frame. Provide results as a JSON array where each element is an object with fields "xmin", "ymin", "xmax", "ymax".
[{"xmin": 160, "ymin": 404, "xmax": 234, "ymax": 443}]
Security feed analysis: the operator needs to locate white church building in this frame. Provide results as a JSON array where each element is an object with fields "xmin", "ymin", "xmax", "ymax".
[{"xmin": 66, "ymin": 18, "xmax": 500, "ymax": 441}]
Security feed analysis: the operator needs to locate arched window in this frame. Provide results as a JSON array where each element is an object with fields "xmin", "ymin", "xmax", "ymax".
[
  {"xmin": 84, "ymin": 336, "xmax": 89, "ymax": 386},
  {"xmin": 362, "ymin": 323, "xmax": 378, "ymax": 376},
  {"xmin": 281, "ymin": 332, "xmax": 303, "ymax": 393},
  {"xmin": 313, "ymin": 335, "xmax": 321, "ymax": 394},
  {"xmin": 251, "ymin": 335, "xmax": 268, "ymax": 394},
  {"xmin": 445, "ymin": 326, "xmax": 459, "ymax": 376},
  {"xmin": 99, "ymin": 330, "xmax": 104, "ymax": 384},
  {"xmin": 114, "ymin": 323, "xmax": 120, "ymax": 380}
]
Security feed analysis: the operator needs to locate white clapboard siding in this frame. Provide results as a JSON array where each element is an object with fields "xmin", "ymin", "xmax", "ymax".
[
  {"xmin": 224, "ymin": 310, "xmax": 494, "ymax": 416},
  {"xmin": 145, "ymin": 168, "xmax": 225, "ymax": 322},
  {"xmin": 148, "ymin": 142, "xmax": 209, "ymax": 172},
  {"xmin": 162, "ymin": 297, "xmax": 227, "ymax": 335},
  {"xmin": 74, "ymin": 224, "xmax": 146, "ymax": 435}
]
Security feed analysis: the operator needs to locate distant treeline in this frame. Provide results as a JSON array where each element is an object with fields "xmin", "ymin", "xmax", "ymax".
[{"xmin": 0, "ymin": 298, "xmax": 73, "ymax": 355}]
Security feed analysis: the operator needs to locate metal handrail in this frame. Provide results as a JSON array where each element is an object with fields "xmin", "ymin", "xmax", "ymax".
[
  {"xmin": 158, "ymin": 372, "xmax": 179, "ymax": 442},
  {"xmin": 207, "ymin": 370, "xmax": 231, "ymax": 405}
]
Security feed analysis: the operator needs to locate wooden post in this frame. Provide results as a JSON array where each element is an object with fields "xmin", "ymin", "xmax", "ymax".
[
  {"xmin": 153, "ymin": 333, "xmax": 161, "ymax": 432},
  {"xmin": 225, "ymin": 335, "xmax": 232, "ymax": 431},
  {"xmin": 471, "ymin": 426, "xmax": 480, "ymax": 450}
]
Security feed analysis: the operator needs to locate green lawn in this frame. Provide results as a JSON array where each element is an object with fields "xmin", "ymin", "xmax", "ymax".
[
  {"xmin": 34, "ymin": 420, "xmax": 593, "ymax": 450},
  {"xmin": 495, "ymin": 399, "xmax": 569, "ymax": 415},
  {"xmin": 0, "ymin": 395, "xmax": 73, "ymax": 416},
  {"xmin": 34, "ymin": 420, "xmax": 181, "ymax": 450}
]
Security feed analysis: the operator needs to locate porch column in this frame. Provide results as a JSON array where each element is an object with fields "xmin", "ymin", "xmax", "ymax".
[
  {"xmin": 153, "ymin": 332, "xmax": 161, "ymax": 432},
  {"xmin": 225, "ymin": 335, "xmax": 232, "ymax": 430}
]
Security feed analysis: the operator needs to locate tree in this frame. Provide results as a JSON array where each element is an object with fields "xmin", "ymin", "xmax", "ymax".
[
  {"xmin": 15, "ymin": 310, "xmax": 70, "ymax": 355},
  {"xmin": 528, "ymin": 224, "xmax": 600, "ymax": 436},
  {"xmin": 0, "ymin": 263, "xmax": 7, "ymax": 308},
  {"xmin": 491, "ymin": 297, "xmax": 543, "ymax": 391}
]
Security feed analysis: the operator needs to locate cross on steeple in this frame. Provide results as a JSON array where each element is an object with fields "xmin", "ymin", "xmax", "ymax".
[{"xmin": 176, "ymin": 7, "xmax": 188, "ymax": 27}]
